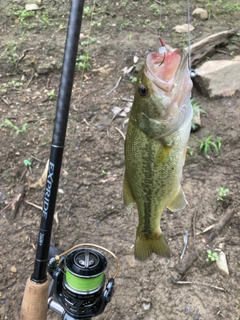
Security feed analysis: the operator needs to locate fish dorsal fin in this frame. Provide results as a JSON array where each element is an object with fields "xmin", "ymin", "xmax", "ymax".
[{"xmin": 167, "ymin": 188, "xmax": 187, "ymax": 212}]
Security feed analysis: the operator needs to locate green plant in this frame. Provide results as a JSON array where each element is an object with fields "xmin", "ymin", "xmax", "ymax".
[
  {"xmin": 216, "ymin": 187, "xmax": 230, "ymax": 201},
  {"xmin": 24, "ymin": 159, "xmax": 32, "ymax": 167},
  {"xmin": 149, "ymin": 3, "xmax": 160, "ymax": 15},
  {"xmin": 91, "ymin": 20, "xmax": 101, "ymax": 27},
  {"xmin": 127, "ymin": 33, "xmax": 132, "ymax": 41},
  {"xmin": 9, "ymin": 80, "xmax": 20, "ymax": 87},
  {"xmin": 130, "ymin": 76, "xmax": 137, "ymax": 83},
  {"xmin": 191, "ymin": 98, "xmax": 205, "ymax": 116},
  {"xmin": 13, "ymin": 9, "xmax": 36, "ymax": 24},
  {"xmin": 47, "ymin": 90, "xmax": 57, "ymax": 100},
  {"xmin": 223, "ymin": 3, "xmax": 240, "ymax": 12},
  {"xmin": 1, "ymin": 81, "xmax": 20, "ymax": 93},
  {"xmin": 191, "ymin": 98, "xmax": 206, "ymax": 130},
  {"xmin": 187, "ymin": 146, "xmax": 194, "ymax": 156},
  {"xmin": 0, "ymin": 119, "xmax": 28, "ymax": 135},
  {"xmin": 83, "ymin": 5, "xmax": 98, "ymax": 19},
  {"xmin": 120, "ymin": 0, "xmax": 129, "ymax": 7},
  {"xmin": 81, "ymin": 37, "xmax": 96, "ymax": 46},
  {"xmin": 76, "ymin": 53, "xmax": 91, "ymax": 71},
  {"xmin": 144, "ymin": 19, "xmax": 151, "ymax": 25},
  {"xmin": 158, "ymin": 22, "xmax": 165, "ymax": 30},
  {"xmin": 198, "ymin": 135, "xmax": 222, "ymax": 156},
  {"xmin": 101, "ymin": 169, "xmax": 106, "ymax": 175},
  {"xmin": 206, "ymin": 250, "xmax": 219, "ymax": 262},
  {"xmin": 4, "ymin": 42, "xmax": 18, "ymax": 66},
  {"xmin": 1, "ymin": 83, "xmax": 7, "ymax": 93},
  {"xmin": 120, "ymin": 19, "xmax": 134, "ymax": 29},
  {"xmin": 39, "ymin": 12, "xmax": 53, "ymax": 27}
]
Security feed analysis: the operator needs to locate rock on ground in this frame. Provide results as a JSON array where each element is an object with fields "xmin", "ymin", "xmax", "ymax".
[
  {"xmin": 192, "ymin": 8, "xmax": 208, "ymax": 20},
  {"xmin": 194, "ymin": 56, "xmax": 240, "ymax": 98}
]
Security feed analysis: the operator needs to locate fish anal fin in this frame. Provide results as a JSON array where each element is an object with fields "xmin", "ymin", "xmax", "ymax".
[
  {"xmin": 134, "ymin": 231, "xmax": 171, "ymax": 261},
  {"xmin": 123, "ymin": 173, "xmax": 135, "ymax": 213},
  {"xmin": 167, "ymin": 188, "xmax": 187, "ymax": 212}
]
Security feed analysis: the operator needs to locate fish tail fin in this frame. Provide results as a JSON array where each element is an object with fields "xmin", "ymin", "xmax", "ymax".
[{"xmin": 134, "ymin": 231, "xmax": 171, "ymax": 261}]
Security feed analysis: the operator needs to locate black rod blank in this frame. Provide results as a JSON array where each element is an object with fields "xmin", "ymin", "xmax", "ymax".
[{"xmin": 32, "ymin": 0, "xmax": 85, "ymax": 282}]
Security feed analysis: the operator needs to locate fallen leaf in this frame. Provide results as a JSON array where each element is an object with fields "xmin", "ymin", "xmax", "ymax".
[{"xmin": 30, "ymin": 159, "xmax": 49, "ymax": 188}]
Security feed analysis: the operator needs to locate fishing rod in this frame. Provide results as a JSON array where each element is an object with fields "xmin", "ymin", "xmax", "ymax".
[{"xmin": 20, "ymin": 1, "xmax": 118, "ymax": 319}]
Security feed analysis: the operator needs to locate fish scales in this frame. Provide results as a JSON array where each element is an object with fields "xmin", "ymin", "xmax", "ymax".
[{"xmin": 123, "ymin": 49, "xmax": 193, "ymax": 261}]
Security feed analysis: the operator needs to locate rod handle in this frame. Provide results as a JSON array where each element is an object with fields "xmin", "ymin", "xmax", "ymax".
[{"xmin": 20, "ymin": 277, "xmax": 50, "ymax": 320}]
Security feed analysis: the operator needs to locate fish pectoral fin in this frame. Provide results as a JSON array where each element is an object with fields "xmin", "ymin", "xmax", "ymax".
[
  {"xmin": 167, "ymin": 188, "xmax": 188, "ymax": 212},
  {"xmin": 137, "ymin": 112, "xmax": 166, "ymax": 139},
  {"xmin": 123, "ymin": 173, "xmax": 135, "ymax": 213}
]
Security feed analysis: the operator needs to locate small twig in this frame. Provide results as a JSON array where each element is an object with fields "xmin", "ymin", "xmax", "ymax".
[
  {"xmin": 26, "ymin": 72, "xmax": 37, "ymax": 88},
  {"xmin": 115, "ymin": 127, "xmax": 125, "ymax": 140},
  {"xmin": 192, "ymin": 207, "xmax": 201, "ymax": 258},
  {"xmin": 175, "ymin": 205, "xmax": 235, "ymax": 274},
  {"xmin": 109, "ymin": 107, "xmax": 125, "ymax": 125},
  {"xmin": 24, "ymin": 200, "xmax": 42, "ymax": 210},
  {"xmin": 171, "ymin": 276, "xmax": 226, "ymax": 292},
  {"xmin": 8, "ymin": 186, "xmax": 25, "ymax": 220},
  {"xmin": 74, "ymin": 88, "xmax": 99, "ymax": 102},
  {"xmin": 180, "ymin": 230, "xmax": 189, "ymax": 259},
  {"xmin": 216, "ymin": 49, "xmax": 228, "ymax": 54},
  {"xmin": 0, "ymin": 203, "xmax": 11, "ymax": 215},
  {"xmin": 30, "ymin": 155, "xmax": 45, "ymax": 163},
  {"xmin": 106, "ymin": 76, "xmax": 122, "ymax": 95},
  {"xmin": 0, "ymin": 281, "xmax": 16, "ymax": 292},
  {"xmin": 82, "ymin": 118, "xmax": 91, "ymax": 126},
  {"xmin": 25, "ymin": 261, "xmax": 35, "ymax": 269},
  {"xmin": 16, "ymin": 48, "xmax": 34, "ymax": 67},
  {"xmin": 154, "ymin": 0, "xmax": 164, "ymax": 4},
  {"xmin": 121, "ymin": 97, "xmax": 133, "ymax": 103},
  {"xmin": 1, "ymin": 96, "xmax": 9, "ymax": 105}
]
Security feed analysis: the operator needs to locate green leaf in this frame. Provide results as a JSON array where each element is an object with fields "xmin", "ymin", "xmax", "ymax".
[{"xmin": 24, "ymin": 159, "xmax": 32, "ymax": 167}]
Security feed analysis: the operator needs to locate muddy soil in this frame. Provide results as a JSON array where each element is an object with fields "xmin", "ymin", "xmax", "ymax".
[{"xmin": 0, "ymin": 1, "xmax": 240, "ymax": 319}]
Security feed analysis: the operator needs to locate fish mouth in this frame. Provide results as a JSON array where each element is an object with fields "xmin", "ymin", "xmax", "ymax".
[
  {"xmin": 145, "ymin": 49, "xmax": 189, "ymax": 93},
  {"xmin": 143, "ymin": 49, "xmax": 193, "ymax": 137}
]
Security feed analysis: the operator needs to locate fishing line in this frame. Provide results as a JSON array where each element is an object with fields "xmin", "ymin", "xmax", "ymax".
[
  {"xmin": 157, "ymin": 1, "xmax": 167, "ymax": 66},
  {"xmin": 79, "ymin": 0, "xmax": 96, "ymax": 83},
  {"xmin": 186, "ymin": 0, "xmax": 197, "ymax": 88},
  {"xmin": 187, "ymin": 0, "xmax": 191, "ymax": 69},
  {"xmin": 57, "ymin": 243, "xmax": 120, "ymax": 279}
]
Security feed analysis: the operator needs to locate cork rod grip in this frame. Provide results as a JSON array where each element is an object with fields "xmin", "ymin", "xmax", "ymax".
[{"xmin": 20, "ymin": 277, "xmax": 50, "ymax": 320}]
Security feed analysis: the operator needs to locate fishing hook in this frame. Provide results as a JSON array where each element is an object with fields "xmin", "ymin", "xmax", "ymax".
[{"xmin": 158, "ymin": 34, "xmax": 166, "ymax": 66}]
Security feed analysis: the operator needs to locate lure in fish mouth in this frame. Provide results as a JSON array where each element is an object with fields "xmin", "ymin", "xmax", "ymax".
[{"xmin": 123, "ymin": 44, "xmax": 193, "ymax": 261}]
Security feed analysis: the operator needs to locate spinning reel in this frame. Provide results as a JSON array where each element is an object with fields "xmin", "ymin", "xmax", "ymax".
[{"xmin": 48, "ymin": 244, "xmax": 119, "ymax": 319}]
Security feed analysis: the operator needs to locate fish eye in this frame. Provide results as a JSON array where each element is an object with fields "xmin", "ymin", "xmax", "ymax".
[{"xmin": 139, "ymin": 85, "xmax": 148, "ymax": 96}]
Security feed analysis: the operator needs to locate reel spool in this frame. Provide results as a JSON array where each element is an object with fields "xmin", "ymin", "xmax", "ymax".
[{"xmin": 48, "ymin": 244, "xmax": 119, "ymax": 319}]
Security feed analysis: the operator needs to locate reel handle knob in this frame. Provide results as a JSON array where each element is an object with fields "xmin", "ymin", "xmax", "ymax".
[{"xmin": 103, "ymin": 278, "xmax": 114, "ymax": 303}]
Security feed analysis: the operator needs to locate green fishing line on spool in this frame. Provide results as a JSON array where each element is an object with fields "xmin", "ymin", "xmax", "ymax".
[{"xmin": 66, "ymin": 269, "xmax": 104, "ymax": 292}]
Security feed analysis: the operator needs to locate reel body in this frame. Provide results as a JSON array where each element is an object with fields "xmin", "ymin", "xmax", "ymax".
[{"xmin": 48, "ymin": 246, "xmax": 116, "ymax": 319}]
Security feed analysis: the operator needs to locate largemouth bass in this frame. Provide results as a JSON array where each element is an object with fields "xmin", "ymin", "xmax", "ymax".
[{"xmin": 123, "ymin": 48, "xmax": 193, "ymax": 260}]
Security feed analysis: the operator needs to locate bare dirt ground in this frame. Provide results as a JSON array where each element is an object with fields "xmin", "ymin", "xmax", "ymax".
[{"xmin": 0, "ymin": 1, "xmax": 240, "ymax": 319}]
